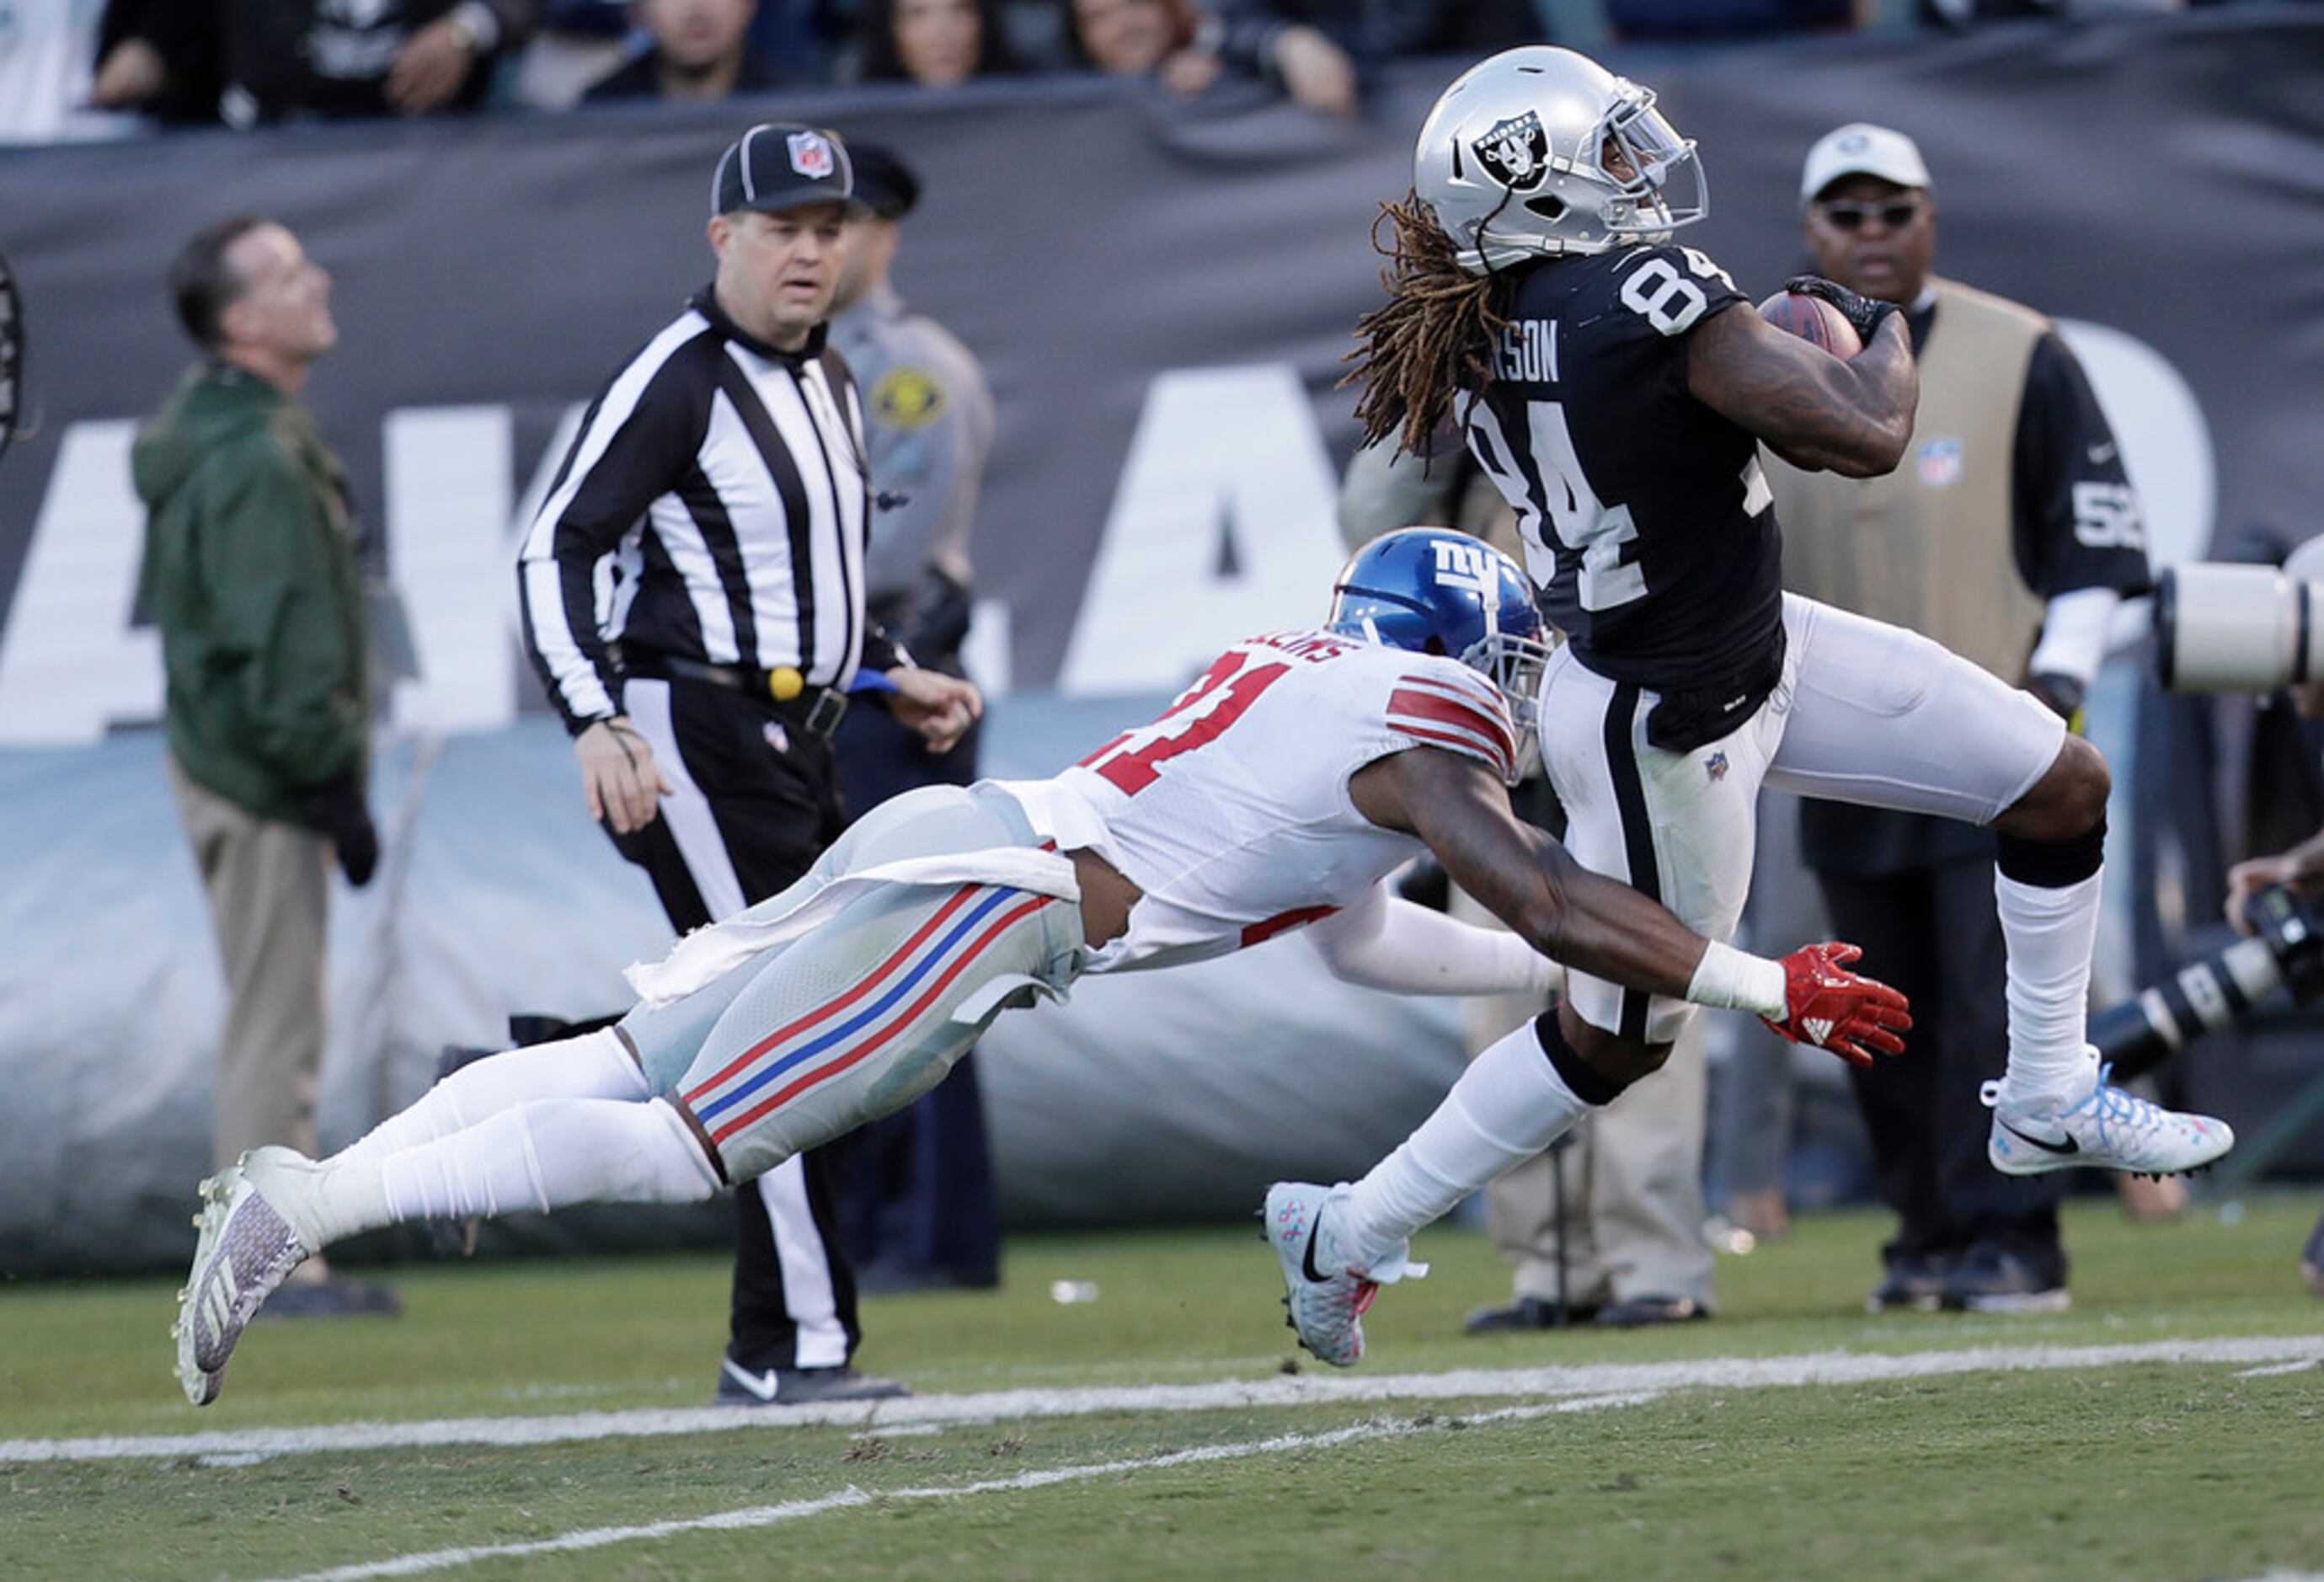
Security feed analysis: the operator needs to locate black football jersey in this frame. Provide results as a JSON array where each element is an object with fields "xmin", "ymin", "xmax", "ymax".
[{"xmin": 1461, "ymin": 243, "xmax": 1783, "ymax": 698}]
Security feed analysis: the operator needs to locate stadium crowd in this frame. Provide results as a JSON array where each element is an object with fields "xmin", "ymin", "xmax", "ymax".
[{"xmin": 3, "ymin": 0, "xmax": 2263, "ymax": 143}]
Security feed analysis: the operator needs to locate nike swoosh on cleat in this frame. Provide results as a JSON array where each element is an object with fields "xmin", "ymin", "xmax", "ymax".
[
  {"xmin": 1999, "ymin": 1120, "xmax": 2080, "ymax": 1156},
  {"xmin": 722, "ymin": 1362, "xmax": 782, "ymax": 1402},
  {"xmin": 1300, "ymin": 1215, "xmax": 1328, "ymax": 1285}
]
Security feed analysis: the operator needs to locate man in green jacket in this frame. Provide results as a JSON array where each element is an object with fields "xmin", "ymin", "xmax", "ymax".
[{"xmin": 136, "ymin": 213, "xmax": 392, "ymax": 1317}]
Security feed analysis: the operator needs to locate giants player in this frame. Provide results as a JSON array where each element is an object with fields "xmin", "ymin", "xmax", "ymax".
[
  {"xmin": 174, "ymin": 531, "xmax": 1906, "ymax": 1405},
  {"xmin": 1282, "ymin": 44, "xmax": 2233, "ymax": 1371}
]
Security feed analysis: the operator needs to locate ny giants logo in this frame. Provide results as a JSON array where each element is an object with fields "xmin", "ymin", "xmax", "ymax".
[{"xmin": 1429, "ymin": 539, "xmax": 1499, "ymax": 601}]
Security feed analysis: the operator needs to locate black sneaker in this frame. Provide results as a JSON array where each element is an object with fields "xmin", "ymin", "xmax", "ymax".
[
  {"xmin": 1867, "ymin": 1251, "xmax": 1955, "ymax": 1314},
  {"xmin": 1937, "ymin": 1243, "xmax": 2070, "ymax": 1314},
  {"xmin": 713, "ymin": 1360, "xmax": 911, "ymax": 1407},
  {"xmin": 1594, "ymin": 1295, "xmax": 1710, "ymax": 1328},
  {"xmin": 1463, "ymin": 1294, "xmax": 1600, "ymax": 1333},
  {"xmin": 2300, "ymin": 1202, "xmax": 2324, "ymax": 1299}
]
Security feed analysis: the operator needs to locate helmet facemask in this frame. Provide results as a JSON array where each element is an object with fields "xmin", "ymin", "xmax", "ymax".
[{"xmin": 1590, "ymin": 82, "xmax": 1705, "ymax": 244}]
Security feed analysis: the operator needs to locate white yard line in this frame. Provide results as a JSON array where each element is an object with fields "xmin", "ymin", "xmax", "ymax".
[
  {"xmin": 260, "ymin": 1395, "xmax": 1661, "ymax": 1582},
  {"xmin": 4, "ymin": 1333, "xmax": 2321, "ymax": 1467}
]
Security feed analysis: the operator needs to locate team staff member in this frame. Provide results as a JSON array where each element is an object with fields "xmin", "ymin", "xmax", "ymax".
[
  {"xmin": 1767, "ymin": 125, "xmax": 2153, "ymax": 1314},
  {"xmin": 824, "ymin": 142, "xmax": 1003, "ymax": 1291},
  {"xmin": 136, "ymin": 214, "xmax": 396, "ymax": 1328},
  {"xmin": 516, "ymin": 122, "xmax": 980, "ymax": 1408}
]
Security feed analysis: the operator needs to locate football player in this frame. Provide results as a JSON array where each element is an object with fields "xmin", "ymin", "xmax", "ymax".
[
  {"xmin": 1283, "ymin": 43, "xmax": 2231, "ymax": 1371},
  {"xmin": 174, "ymin": 530, "xmax": 1907, "ymax": 1405}
]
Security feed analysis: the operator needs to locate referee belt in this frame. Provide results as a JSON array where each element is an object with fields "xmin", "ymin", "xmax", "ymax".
[{"xmin": 622, "ymin": 648, "xmax": 849, "ymax": 737}]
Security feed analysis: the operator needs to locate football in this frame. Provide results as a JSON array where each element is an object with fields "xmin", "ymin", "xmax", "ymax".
[{"xmin": 1757, "ymin": 289, "xmax": 1862, "ymax": 358}]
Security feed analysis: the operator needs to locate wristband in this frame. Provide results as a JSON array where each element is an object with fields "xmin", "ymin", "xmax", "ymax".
[{"xmin": 1686, "ymin": 941, "xmax": 1787, "ymax": 1020}]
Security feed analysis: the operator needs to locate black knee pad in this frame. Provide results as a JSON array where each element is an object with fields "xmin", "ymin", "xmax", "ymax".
[
  {"xmin": 1531, "ymin": 1010, "xmax": 1633, "ymax": 1106},
  {"xmin": 1998, "ymin": 813, "xmax": 2107, "ymax": 889}
]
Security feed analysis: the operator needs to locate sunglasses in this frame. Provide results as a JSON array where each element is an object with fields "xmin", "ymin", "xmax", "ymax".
[{"xmin": 1817, "ymin": 198, "xmax": 1923, "ymax": 232}]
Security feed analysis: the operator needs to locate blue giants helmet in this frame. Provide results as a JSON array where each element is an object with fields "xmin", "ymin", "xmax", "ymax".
[{"xmin": 1328, "ymin": 528, "xmax": 1554, "ymax": 756}]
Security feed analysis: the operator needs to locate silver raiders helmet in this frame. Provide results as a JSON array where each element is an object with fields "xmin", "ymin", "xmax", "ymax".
[{"xmin": 1414, "ymin": 45, "xmax": 1708, "ymax": 273}]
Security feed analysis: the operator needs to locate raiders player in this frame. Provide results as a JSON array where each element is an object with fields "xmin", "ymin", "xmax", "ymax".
[
  {"xmin": 1286, "ymin": 46, "xmax": 2232, "ymax": 1366},
  {"xmin": 174, "ymin": 532, "xmax": 1908, "ymax": 1405}
]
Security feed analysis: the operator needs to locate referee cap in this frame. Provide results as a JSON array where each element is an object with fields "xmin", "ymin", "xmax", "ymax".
[
  {"xmin": 712, "ymin": 123, "xmax": 857, "ymax": 218},
  {"xmin": 1799, "ymin": 122, "xmax": 1932, "ymax": 207}
]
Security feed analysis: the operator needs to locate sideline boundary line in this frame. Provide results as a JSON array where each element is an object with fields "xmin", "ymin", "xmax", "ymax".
[
  {"xmin": 260, "ymin": 1396, "xmax": 1664, "ymax": 1582},
  {"xmin": 4, "ymin": 1333, "xmax": 2321, "ymax": 1466}
]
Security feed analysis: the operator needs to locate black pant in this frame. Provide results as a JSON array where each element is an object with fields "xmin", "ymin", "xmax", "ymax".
[
  {"xmin": 1816, "ymin": 855, "xmax": 2066, "ymax": 1277},
  {"xmin": 610, "ymin": 674, "xmax": 860, "ymax": 1372},
  {"xmin": 828, "ymin": 670, "xmax": 1000, "ymax": 1289}
]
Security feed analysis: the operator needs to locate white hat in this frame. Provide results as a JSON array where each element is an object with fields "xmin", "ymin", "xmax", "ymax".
[{"xmin": 1799, "ymin": 123, "xmax": 1932, "ymax": 207}]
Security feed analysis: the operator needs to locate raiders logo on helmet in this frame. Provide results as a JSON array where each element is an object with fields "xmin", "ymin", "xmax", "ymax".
[{"xmin": 1472, "ymin": 110, "xmax": 1552, "ymax": 193}]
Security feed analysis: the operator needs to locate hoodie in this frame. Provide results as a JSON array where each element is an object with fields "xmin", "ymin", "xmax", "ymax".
[{"xmin": 133, "ymin": 363, "xmax": 367, "ymax": 823}]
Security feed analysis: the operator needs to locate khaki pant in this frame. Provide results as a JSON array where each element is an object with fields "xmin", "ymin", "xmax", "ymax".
[
  {"xmin": 1452, "ymin": 888, "xmax": 1715, "ymax": 1311},
  {"xmin": 168, "ymin": 754, "xmax": 329, "ymax": 1170}
]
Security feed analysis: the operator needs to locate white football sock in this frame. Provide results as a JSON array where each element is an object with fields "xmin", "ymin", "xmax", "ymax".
[
  {"xmin": 1336, "ymin": 1023, "xmax": 1595, "ymax": 1272},
  {"xmin": 1996, "ymin": 867, "xmax": 2104, "ymax": 1104},
  {"xmin": 283, "ymin": 1098, "xmax": 719, "ymax": 1248},
  {"xmin": 332, "ymin": 1029, "xmax": 648, "ymax": 1168}
]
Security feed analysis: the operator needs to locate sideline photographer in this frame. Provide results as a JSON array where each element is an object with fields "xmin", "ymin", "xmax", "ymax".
[{"xmin": 2140, "ymin": 534, "xmax": 2324, "ymax": 1296}]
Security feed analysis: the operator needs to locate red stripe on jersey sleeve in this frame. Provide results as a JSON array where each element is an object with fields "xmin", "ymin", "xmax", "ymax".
[{"xmin": 1387, "ymin": 685, "xmax": 1518, "ymax": 778}]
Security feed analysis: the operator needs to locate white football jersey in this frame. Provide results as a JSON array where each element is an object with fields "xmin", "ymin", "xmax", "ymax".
[{"xmin": 996, "ymin": 628, "xmax": 1520, "ymax": 973}]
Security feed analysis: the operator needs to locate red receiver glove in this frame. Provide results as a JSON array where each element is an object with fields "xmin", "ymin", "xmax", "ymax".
[{"xmin": 1761, "ymin": 942, "xmax": 1912, "ymax": 1068}]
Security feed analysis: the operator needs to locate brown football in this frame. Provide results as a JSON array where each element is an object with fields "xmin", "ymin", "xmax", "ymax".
[{"xmin": 1758, "ymin": 290, "xmax": 1862, "ymax": 358}]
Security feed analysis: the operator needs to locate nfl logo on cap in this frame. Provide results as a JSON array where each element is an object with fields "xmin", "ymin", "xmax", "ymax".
[
  {"xmin": 713, "ymin": 122, "xmax": 854, "ymax": 216},
  {"xmin": 788, "ymin": 131, "xmax": 834, "ymax": 179}
]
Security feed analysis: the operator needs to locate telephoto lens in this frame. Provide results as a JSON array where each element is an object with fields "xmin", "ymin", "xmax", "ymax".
[
  {"xmin": 2156, "ymin": 560, "xmax": 2323, "ymax": 692},
  {"xmin": 2090, "ymin": 884, "xmax": 2324, "ymax": 1081}
]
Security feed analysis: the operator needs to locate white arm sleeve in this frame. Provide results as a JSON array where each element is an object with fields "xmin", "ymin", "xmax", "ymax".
[
  {"xmin": 2027, "ymin": 586, "xmax": 2124, "ymax": 688},
  {"xmin": 1303, "ymin": 882, "xmax": 1564, "ymax": 998}
]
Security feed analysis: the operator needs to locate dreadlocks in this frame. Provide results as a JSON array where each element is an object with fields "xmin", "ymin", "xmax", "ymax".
[{"xmin": 1344, "ymin": 190, "xmax": 1507, "ymax": 462}]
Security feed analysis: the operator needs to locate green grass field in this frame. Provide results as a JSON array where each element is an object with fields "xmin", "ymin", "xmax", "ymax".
[{"xmin": 4, "ymin": 1195, "xmax": 2321, "ymax": 1580}]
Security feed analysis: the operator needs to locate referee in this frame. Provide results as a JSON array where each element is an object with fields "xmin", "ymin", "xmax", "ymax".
[{"xmin": 517, "ymin": 122, "xmax": 980, "ymax": 1407}]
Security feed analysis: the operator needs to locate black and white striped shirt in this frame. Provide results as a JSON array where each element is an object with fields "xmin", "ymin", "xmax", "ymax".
[{"xmin": 518, "ymin": 287, "xmax": 899, "ymax": 733}]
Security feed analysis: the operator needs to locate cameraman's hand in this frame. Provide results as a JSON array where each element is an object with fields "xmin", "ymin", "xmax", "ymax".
[
  {"xmin": 302, "ymin": 777, "xmax": 379, "ymax": 888},
  {"xmin": 2225, "ymin": 826, "xmax": 2324, "ymax": 934},
  {"xmin": 576, "ymin": 717, "xmax": 672, "ymax": 836}
]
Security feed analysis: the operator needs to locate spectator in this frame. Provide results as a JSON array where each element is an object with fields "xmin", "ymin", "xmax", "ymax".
[
  {"xmin": 1216, "ymin": 0, "xmax": 1536, "ymax": 67},
  {"xmin": 216, "ymin": 0, "xmax": 537, "ymax": 126},
  {"xmin": 824, "ymin": 142, "xmax": 1003, "ymax": 1291},
  {"xmin": 1, "ymin": 0, "xmax": 136, "ymax": 142},
  {"xmin": 135, "ymin": 214, "xmax": 396, "ymax": 1320},
  {"xmin": 91, "ymin": 0, "xmax": 223, "ymax": 126},
  {"xmin": 856, "ymin": 0, "xmax": 1021, "ymax": 86},
  {"xmin": 583, "ymin": 0, "xmax": 801, "ymax": 101},
  {"xmin": 1768, "ymin": 123, "xmax": 2152, "ymax": 1314},
  {"xmin": 1064, "ymin": 0, "xmax": 1356, "ymax": 115},
  {"xmin": 1605, "ymin": 0, "xmax": 1854, "ymax": 41}
]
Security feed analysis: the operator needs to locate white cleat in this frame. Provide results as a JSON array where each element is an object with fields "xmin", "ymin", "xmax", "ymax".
[
  {"xmin": 172, "ymin": 1147, "xmax": 315, "ymax": 1406},
  {"xmin": 1985, "ymin": 1060, "xmax": 2234, "ymax": 1178},
  {"xmin": 1261, "ymin": 1182, "xmax": 1423, "ymax": 1369}
]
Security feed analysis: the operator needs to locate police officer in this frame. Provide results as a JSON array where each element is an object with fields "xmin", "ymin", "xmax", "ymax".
[
  {"xmin": 1767, "ymin": 124, "xmax": 2154, "ymax": 1314},
  {"xmin": 516, "ymin": 122, "xmax": 980, "ymax": 1405},
  {"xmin": 822, "ymin": 142, "xmax": 1002, "ymax": 1291}
]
